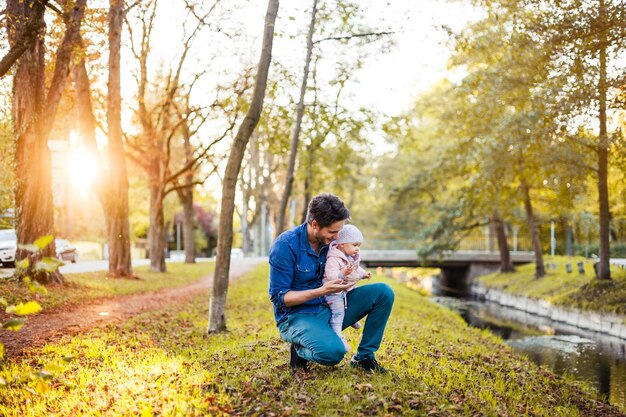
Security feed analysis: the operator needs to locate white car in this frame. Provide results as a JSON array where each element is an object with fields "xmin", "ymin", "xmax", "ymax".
[
  {"xmin": 0, "ymin": 229, "xmax": 16, "ymax": 267},
  {"xmin": 0, "ymin": 230, "xmax": 79, "ymax": 267},
  {"xmin": 55, "ymin": 238, "xmax": 78, "ymax": 263},
  {"xmin": 230, "ymin": 248, "xmax": 244, "ymax": 259}
]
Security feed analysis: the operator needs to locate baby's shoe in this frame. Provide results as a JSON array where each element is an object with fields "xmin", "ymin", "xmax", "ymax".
[
  {"xmin": 340, "ymin": 335, "xmax": 351, "ymax": 352},
  {"xmin": 351, "ymin": 321, "xmax": 362, "ymax": 330}
]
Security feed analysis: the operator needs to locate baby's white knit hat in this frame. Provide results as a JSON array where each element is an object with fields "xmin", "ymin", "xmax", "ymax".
[{"xmin": 335, "ymin": 224, "xmax": 363, "ymax": 244}]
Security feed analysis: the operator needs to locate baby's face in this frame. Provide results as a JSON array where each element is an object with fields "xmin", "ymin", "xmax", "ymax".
[{"xmin": 339, "ymin": 242, "xmax": 361, "ymax": 257}]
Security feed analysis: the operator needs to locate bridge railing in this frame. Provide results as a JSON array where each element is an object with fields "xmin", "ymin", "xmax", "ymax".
[{"xmin": 361, "ymin": 232, "xmax": 533, "ymax": 252}]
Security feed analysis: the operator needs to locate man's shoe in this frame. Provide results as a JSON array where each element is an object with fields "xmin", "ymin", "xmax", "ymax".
[
  {"xmin": 290, "ymin": 344, "xmax": 309, "ymax": 371},
  {"xmin": 350, "ymin": 357, "xmax": 387, "ymax": 373}
]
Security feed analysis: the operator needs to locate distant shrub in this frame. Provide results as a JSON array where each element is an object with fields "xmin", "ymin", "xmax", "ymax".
[{"xmin": 574, "ymin": 242, "xmax": 626, "ymax": 258}]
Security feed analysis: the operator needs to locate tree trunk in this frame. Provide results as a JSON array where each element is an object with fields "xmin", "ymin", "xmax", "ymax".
[
  {"xmin": 492, "ymin": 210, "xmax": 514, "ymax": 273},
  {"xmin": 73, "ymin": 39, "xmax": 134, "ymax": 279},
  {"xmin": 208, "ymin": 0, "xmax": 279, "ymax": 333},
  {"xmin": 488, "ymin": 221, "xmax": 496, "ymax": 252},
  {"xmin": 106, "ymin": 0, "xmax": 134, "ymax": 277},
  {"xmin": 180, "ymin": 123, "xmax": 196, "ymax": 263},
  {"xmin": 564, "ymin": 220, "xmax": 573, "ymax": 256},
  {"xmin": 276, "ymin": 0, "xmax": 318, "ymax": 236},
  {"xmin": 9, "ymin": 0, "xmax": 86, "ymax": 284},
  {"xmin": 521, "ymin": 179, "xmax": 545, "ymax": 278},
  {"xmin": 596, "ymin": 0, "xmax": 611, "ymax": 280},
  {"xmin": 9, "ymin": 0, "xmax": 50, "ymax": 277},
  {"xmin": 180, "ymin": 190, "xmax": 195, "ymax": 263},
  {"xmin": 241, "ymin": 185, "xmax": 251, "ymax": 255},
  {"xmin": 301, "ymin": 144, "xmax": 313, "ymax": 223},
  {"xmin": 148, "ymin": 181, "xmax": 166, "ymax": 272}
]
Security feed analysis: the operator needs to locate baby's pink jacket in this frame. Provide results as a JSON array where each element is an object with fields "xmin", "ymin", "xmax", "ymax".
[{"xmin": 323, "ymin": 243, "xmax": 368, "ymax": 285}]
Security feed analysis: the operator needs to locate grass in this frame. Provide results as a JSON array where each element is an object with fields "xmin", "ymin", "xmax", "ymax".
[
  {"xmin": 479, "ymin": 256, "xmax": 626, "ymax": 316},
  {"xmin": 0, "ymin": 262, "xmax": 215, "ymax": 310},
  {"xmin": 0, "ymin": 264, "xmax": 622, "ymax": 416}
]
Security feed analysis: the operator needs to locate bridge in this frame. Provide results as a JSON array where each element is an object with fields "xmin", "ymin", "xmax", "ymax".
[
  {"xmin": 360, "ymin": 250, "xmax": 535, "ymax": 268},
  {"xmin": 360, "ymin": 250, "xmax": 535, "ymax": 294}
]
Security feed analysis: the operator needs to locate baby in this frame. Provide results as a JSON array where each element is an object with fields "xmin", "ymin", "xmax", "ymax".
[{"xmin": 324, "ymin": 224, "xmax": 371, "ymax": 352}]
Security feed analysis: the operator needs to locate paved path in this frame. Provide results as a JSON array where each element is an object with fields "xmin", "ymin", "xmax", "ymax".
[
  {"xmin": 0, "ymin": 257, "xmax": 266, "ymax": 357},
  {"xmin": 610, "ymin": 258, "xmax": 626, "ymax": 267},
  {"xmin": 0, "ymin": 257, "xmax": 219, "ymax": 278}
]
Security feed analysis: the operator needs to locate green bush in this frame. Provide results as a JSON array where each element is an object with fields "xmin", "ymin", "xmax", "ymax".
[{"xmin": 574, "ymin": 242, "xmax": 626, "ymax": 258}]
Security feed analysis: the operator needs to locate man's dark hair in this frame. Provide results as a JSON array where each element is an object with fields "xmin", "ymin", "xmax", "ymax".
[{"xmin": 306, "ymin": 193, "xmax": 350, "ymax": 228}]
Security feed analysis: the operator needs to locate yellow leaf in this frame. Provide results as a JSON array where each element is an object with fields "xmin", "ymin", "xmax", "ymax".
[
  {"xmin": 34, "ymin": 378, "xmax": 49, "ymax": 394},
  {"xmin": 141, "ymin": 405, "xmax": 154, "ymax": 417},
  {"xmin": 12, "ymin": 301, "xmax": 42, "ymax": 316},
  {"xmin": 2, "ymin": 319, "xmax": 24, "ymax": 331},
  {"xmin": 27, "ymin": 281, "xmax": 48, "ymax": 295},
  {"xmin": 35, "ymin": 257, "xmax": 62, "ymax": 272},
  {"xmin": 34, "ymin": 235, "xmax": 54, "ymax": 250},
  {"xmin": 16, "ymin": 258, "xmax": 29, "ymax": 270},
  {"xmin": 43, "ymin": 363, "xmax": 64, "ymax": 373}
]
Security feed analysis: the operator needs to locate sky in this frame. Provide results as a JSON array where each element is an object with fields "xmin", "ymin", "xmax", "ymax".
[
  {"xmin": 136, "ymin": 0, "xmax": 483, "ymax": 199},
  {"xmin": 278, "ymin": 0, "xmax": 480, "ymax": 116},
  {"xmin": 341, "ymin": 0, "xmax": 481, "ymax": 115},
  {"xmin": 47, "ymin": 0, "xmax": 483, "ymax": 200},
  {"xmin": 148, "ymin": 0, "xmax": 482, "ymax": 118}
]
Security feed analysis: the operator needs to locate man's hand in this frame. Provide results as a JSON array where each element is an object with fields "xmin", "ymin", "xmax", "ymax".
[
  {"xmin": 283, "ymin": 278, "xmax": 354, "ymax": 307},
  {"xmin": 321, "ymin": 278, "xmax": 355, "ymax": 295}
]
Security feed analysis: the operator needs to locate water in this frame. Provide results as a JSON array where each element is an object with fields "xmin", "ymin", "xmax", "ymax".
[{"xmin": 433, "ymin": 296, "xmax": 626, "ymax": 411}]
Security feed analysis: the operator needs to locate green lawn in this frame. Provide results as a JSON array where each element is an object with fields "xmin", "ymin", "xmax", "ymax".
[
  {"xmin": 0, "ymin": 262, "xmax": 214, "ymax": 310},
  {"xmin": 0, "ymin": 264, "xmax": 621, "ymax": 416},
  {"xmin": 479, "ymin": 256, "xmax": 626, "ymax": 316}
]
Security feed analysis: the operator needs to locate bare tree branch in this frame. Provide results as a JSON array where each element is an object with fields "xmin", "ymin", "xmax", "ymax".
[
  {"xmin": 44, "ymin": 1, "xmax": 63, "ymax": 15},
  {"xmin": 0, "ymin": 0, "xmax": 48, "ymax": 78},
  {"xmin": 183, "ymin": 0, "xmax": 220, "ymax": 27},
  {"xmin": 165, "ymin": 122, "xmax": 234, "ymax": 185},
  {"xmin": 313, "ymin": 30, "xmax": 395, "ymax": 45},
  {"xmin": 124, "ymin": 0, "xmax": 142, "ymax": 14},
  {"xmin": 125, "ymin": 146, "xmax": 151, "ymax": 171},
  {"xmin": 165, "ymin": 164, "xmax": 218, "ymax": 196}
]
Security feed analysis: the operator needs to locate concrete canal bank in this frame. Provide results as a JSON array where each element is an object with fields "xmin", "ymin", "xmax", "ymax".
[{"xmin": 472, "ymin": 284, "xmax": 626, "ymax": 340}]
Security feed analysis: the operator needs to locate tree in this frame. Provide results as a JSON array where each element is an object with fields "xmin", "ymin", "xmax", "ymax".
[
  {"xmin": 174, "ymin": 203, "xmax": 217, "ymax": 257},
  {"xmin": 275, "ymin": 0, "xmax": 318, "ymax": 236},
  {"xmin": 0, "ymin": 0, "xmax": 48, "ymax": 78},
  {"xmin": 238, "ymin": 72, "xmax": 295, "ymax": 256},
  {"xmin": 0, "ymin": 86, "xmax": 13, "ymax": 228},
  {"xmin": 274, "ymin": 0, "xmax": 393, "ymax": 235},
  {"xmin": 171, "ymin": 75, "xmax": 227, "ymax": 263},
  {"xmin": 445, "ymin": 6, "xmax": 555, "ymax": 276},
  {"xmin": 297, "ymin": 58, "xmax": 375, "ymax": 220},
  {"xmin": 493, "ymin": 0, "xmax": 626, "ymax": 279},
  {"xmin": 8, "ymin": 0, "xmax": 86, "ymax": 284},
  {"xmin": 106, "ymin": 0, "xmax": 134, "ymax": 276},
  {"xmin": 208, "ymin": 0, "xmax": 279, "ymax": 333},
  {"xmin": 72, "ymin": 0, "xmax": 134, "ymax": 277},
  {"xmin": 126, "ymin": 0, "xmax": 233, "ymax": 272},
  {"xmin": 175, "ymin": 114, "xmax": 198, "ymax": 264}
]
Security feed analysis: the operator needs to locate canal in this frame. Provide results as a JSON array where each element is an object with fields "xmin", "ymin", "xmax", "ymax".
[{"xmin": 411, "ymin": 272, "xmax": 626, "ymax": 412}]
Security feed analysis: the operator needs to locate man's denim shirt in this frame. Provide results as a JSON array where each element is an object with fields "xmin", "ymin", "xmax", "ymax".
[{"xmin": 269, "ymin": 222, "xmax": 328, "ymax": 325}]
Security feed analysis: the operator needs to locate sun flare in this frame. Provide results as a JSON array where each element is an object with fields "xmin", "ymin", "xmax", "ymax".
[{"xmin": 68, "ymin": 148, "xmax": 97, "ymax": 198}]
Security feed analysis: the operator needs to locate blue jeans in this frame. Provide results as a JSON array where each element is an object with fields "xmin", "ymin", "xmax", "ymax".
[{"xmin": 277, "ymin": 283, "xmax": 395, "ymax": 365}]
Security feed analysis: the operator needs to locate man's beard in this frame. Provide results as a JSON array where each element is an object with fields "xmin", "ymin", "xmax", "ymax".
[{"xmin": 316, "ymin": 234, "xmax": 329, "ymax": 245}]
